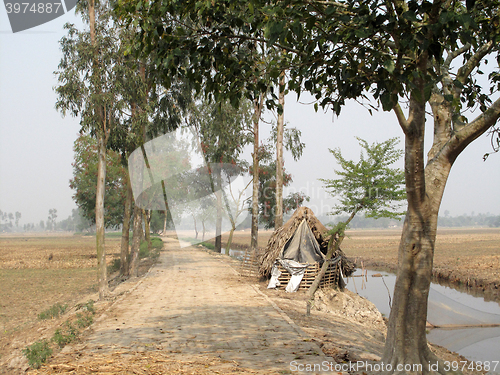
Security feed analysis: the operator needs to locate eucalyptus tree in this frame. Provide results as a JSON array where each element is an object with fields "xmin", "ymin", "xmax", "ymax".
[
  {"xmin": 116, "ymin": 0, "xmax": 500, "ymax": 370},
  {"xmin": 190, "ymin": 99, "xmax": 254, "ymax": 254},
  {"xmin": 55, "ymin": 0, "xmax": 127, "ymax": 298}
]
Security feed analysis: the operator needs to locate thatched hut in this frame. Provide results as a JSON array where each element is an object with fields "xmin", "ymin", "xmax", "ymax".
[{"xmin": 259, "ymin": 207, "xmax": 355, "ymax": 291}]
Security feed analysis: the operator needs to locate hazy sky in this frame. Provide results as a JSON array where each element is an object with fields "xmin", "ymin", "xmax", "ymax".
[{"xmin": 1, "ymin": 7, "xmax": 499, "ymax": 227}]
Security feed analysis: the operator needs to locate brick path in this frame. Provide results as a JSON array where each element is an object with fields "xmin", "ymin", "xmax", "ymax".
[{"xmin": 49, "ymin": 238, "xmax": 335, "ymax": 374}]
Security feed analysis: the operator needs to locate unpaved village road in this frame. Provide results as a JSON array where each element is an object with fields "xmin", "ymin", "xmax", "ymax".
[{"xmin": 32, "ymin": 238, "xmax": 335, "ymax": 374}]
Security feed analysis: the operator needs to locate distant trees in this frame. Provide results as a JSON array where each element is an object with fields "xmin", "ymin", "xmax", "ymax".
[
  {"xmin": 190, "ymin": 98, "xmax": 253, "ymax": 253},
  {"xmin": 46, "ymin": 209, "xmax": 58, "ymax": 231}
]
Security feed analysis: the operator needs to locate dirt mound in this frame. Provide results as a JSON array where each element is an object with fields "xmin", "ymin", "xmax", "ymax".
[{"xmin": 313, "ymin": 288, "xmax": 386, "ymax": 329}]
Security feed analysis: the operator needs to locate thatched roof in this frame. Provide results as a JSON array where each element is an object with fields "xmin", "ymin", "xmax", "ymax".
[{"xmin": 259, "ymin": 207, "xmax": 330, "ymax": 277}]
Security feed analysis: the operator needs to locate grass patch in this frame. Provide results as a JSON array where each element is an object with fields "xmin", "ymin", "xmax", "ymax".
[
  {"xmin": 24, "ymin": 300, "xmax": 96, "ymax": 369},
  {"xmin": 179, "ymin": 237, "xmax": 216, "ymax": 250},
  {"xmin": 201, "ymin": 241, "xmax": 215, "ymax": 250},
  {"xmin": 23, "ymin": 339, "xmax": 52, "ymax": 369},
  {"xmin": 37, "ymin": 303, "xmax": 68, "ymax": 320},
  {"xmin": 139, "ymin": 237, "xmax": 163, "ymax": 259}
]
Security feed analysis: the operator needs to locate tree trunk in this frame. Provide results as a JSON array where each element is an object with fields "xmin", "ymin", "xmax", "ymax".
[
  {"xmin": 251, "ymin": 94, "xmax": 264, "ymax": 250},
  {"xmin": 143, "ymin": 209, "xmax": 152, "ymax": 251},
  {"xmin": 95, "ymin": 134, "xmax": 108, "ymax": 299},
  {"xmin": 383, "ymin": 89, "xmax": 455, "ymax": 373},
  {"xmin": 192, "ymin": 213, "xmax": 198, "ymax": 239},
  {"xmin": 215, "ymin": 165, "xmax": 222, "ymax": 254},
  {"xmin": 226, "ymin": 226, "xmax": 235, "ymax": 255},
  {"xmin": 275, "ymin": 72, "xmax": 285, "ymax": 229},
  {"xmin": 120, "ymin": 171, "xmax": 133, "ymax": 275},
  {"xmin": 129, "ymin": 206, "xmax": 143, "ymax": 277}
]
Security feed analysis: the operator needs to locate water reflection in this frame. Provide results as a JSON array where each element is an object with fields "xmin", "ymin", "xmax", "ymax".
[{"xmin": 345, "ymin": 269, "xmax": 500, "ymax": 365}]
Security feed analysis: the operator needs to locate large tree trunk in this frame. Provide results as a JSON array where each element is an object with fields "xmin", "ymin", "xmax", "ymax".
[
  {"xmin": 90, "ymin": 0, "xmax": 108, "ymax": 300},
  {"xmin": 95, "ymin": 134, "xmax": 108, "ymax": 299},
  {"xmin": 275, "ymin": 72, "xmax": 285, "ymax": 229},
  {"xmin": 120, "ymin": 171, "xmax": 133, "ymax": 275},
  {"xmin": 383, "ymin": 86, "xmax": 455, "ymax": 373}
]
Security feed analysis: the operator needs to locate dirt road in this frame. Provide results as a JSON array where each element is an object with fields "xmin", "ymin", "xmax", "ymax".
[{"xmin": 31, "ymin": 238, "xmax": 335, "ymax": 374}]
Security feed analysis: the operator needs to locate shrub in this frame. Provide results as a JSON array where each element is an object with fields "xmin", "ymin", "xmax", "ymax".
[
  {"xmin": 37, "ymin": 303, "xmax": 68, "ymax": 320},
  {"xmin": 108, "ymin": 258, "xmax": 121, "ymax": 274},
  {"xmin": 52, "ymin": 322, "xmax": 79, "ymax": 348},
  {"xmin": 23, "ymin": 340, "xmax": 52, "ymax": 369},
  {"xmin": 76, "ymin": 312, "xmax": 93, "ymax": 328}
]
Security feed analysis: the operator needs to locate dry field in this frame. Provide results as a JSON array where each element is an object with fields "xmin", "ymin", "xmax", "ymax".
[{"xmin": 0, "ymin": 234, "xmax": 121, "ymax": 345}]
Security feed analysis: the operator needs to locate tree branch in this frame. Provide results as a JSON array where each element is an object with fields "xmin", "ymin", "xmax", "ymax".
[
  {"xmin": 457, "ymin": 41, "xmax": 494, "ymax": 84},
  {"xmin": 393, "ymin": 102, "xmax": 409, "ymax": 135},
  {"xmin": 449, "ymin": 96, "xmax": 500, "ymax": 160}
]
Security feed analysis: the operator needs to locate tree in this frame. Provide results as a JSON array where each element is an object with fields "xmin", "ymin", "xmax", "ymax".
[
  {"xmin": 255, "ymin": 126, "xmax": 307, "ymax": 229},
  {"xmin": 253, "ymin": 143, "xmax": 309, "ymax": 229},
  {"xmin": 70, "ymin": 134, "xmax": 128, "ymax": 229},
  {"xmin": 191, "ymin": 98, "xmax": 254, "ymax": 254},
  {"xmin": 55, "ymin": 0, "xmax": 125, "ymax": 298},
  {"xmin": 117, "ymin": 1, "xmax": 500, "ymax": 371},
  {"xmin": 307, "ymin": 137, "xmax": 406, "ymax": 314},
  {"xmin": 47, "ymin": 209, "xmax": 58, "ymax": 231},
  {"xmin": 14, "ymin": 212, "xmax": 21, "ymax": 227}
]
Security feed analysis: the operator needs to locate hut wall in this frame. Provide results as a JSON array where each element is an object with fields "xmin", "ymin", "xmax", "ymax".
[{"xmin": 276, "ymin": 261, "xmax": 341, "ymax": 290}]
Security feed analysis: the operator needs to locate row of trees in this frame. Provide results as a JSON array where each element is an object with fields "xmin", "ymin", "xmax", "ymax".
[
  {"xmin": 0, "ymin": 210, "xmax": 21, "ymax": 231},
  {"xmin": 56, "ymin": 0, "xmax": 306, "ymax": 300},
  {"xmin": 113, "ymin": 0, "xmax": 500, "ymax": 372}
]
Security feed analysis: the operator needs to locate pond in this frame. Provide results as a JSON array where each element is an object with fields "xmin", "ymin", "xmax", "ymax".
[{"xmin": 345, "ymin": 269, "xmax": 500, "ymax": 367}]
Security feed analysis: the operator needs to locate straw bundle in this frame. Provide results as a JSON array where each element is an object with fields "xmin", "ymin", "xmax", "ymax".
[{"xmin": 258, "ymin": 207, "xmax": 330, "ymax": 277}]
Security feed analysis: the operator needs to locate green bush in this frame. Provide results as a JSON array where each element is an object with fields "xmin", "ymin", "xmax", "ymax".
[
  {"xmin": 108, "ymin": 258, "xmax": 121, "ymax": 274},
  {"xmin": 52, "ymin": 322, "xmax": 79, "ymax": 348},
  {"xmin": 38, "ymin": 303, "xmax": 68, "ymax": 320},
  {"xmin": 23, "ymin": 340, "xmax": 52, "ymax": 369},
  {"xmin": 76, "ymin": 312, "xmax": 93, "ymax": 328}
]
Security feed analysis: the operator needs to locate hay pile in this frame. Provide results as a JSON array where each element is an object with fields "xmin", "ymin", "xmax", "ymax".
[{"xmin": 260, "ymin": 207, "xmax": 357, "ymax": 278}]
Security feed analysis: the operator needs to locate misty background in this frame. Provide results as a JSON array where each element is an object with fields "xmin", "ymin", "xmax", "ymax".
[{"xmin": 1, "ymin": 7, "xmax": 499, "ymax": 229}]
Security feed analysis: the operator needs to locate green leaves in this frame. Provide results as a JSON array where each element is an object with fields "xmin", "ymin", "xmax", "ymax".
[{"xmin": 320, "ymin": 137, "xmax": 406, "ymax": 220}]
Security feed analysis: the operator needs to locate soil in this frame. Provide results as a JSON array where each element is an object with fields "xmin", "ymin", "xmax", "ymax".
[{"xmin": 1, "ymin": 234, "xmax": 485, "ymax": 375}]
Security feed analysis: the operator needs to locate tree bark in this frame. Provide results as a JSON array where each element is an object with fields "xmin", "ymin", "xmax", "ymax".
[
  {"xmin": 215, "ymin": 164, "xmax": 222, "ymax": 254},
  {"xmin": 128, "ymin": 206, "xmax": 143, "ymax": 277},
  {"xmin": 143, "ymin": 209, "xmax": 152, "ymax": 251},
  {"xmin": 120, "ymin": 170, "xmax": 133, "ymax": 275},
  {"xmin": 95, "ymin": 134, "xmax": 108, "ymax": 299},
  {"xmin": 275, "ymin": 72, "xmax": 285, "ymax": 229}
]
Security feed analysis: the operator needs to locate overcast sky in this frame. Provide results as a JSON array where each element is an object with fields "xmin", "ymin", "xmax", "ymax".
[{"xmin": 1, "ymin": 7, "xmax": 499, "ymax": 227}]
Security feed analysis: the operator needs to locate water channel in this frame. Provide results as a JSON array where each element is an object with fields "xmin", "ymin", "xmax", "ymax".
[{"xmin": 345, "ymin": 269, "xmax": 500, "ymax": 367}]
